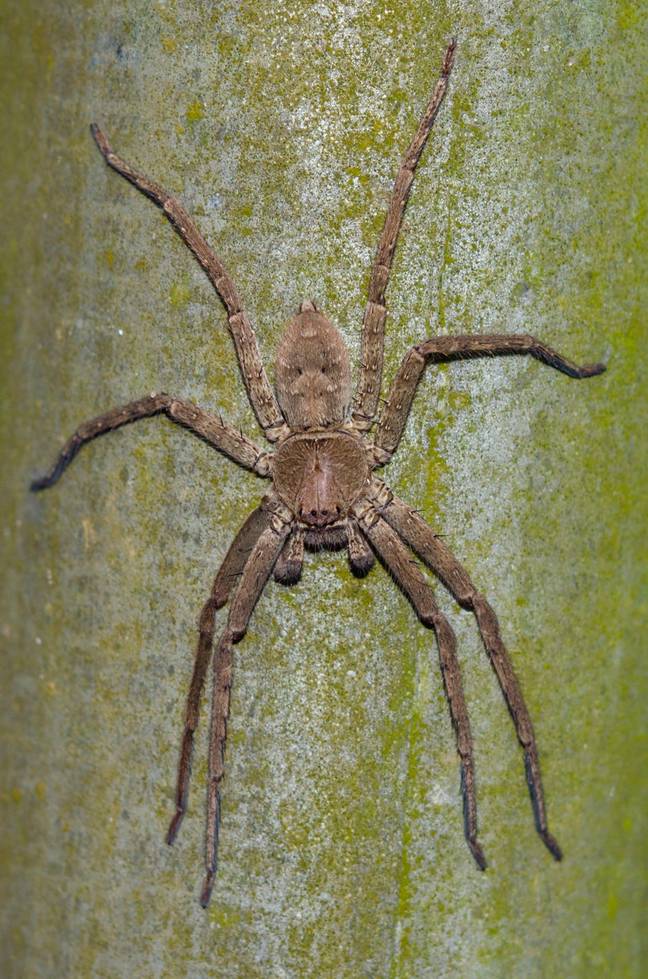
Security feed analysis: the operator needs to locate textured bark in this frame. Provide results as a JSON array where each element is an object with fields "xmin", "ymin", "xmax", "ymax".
[{"xmin": 1, "ymin": 2, "xmax": 646, "ymax": 977}]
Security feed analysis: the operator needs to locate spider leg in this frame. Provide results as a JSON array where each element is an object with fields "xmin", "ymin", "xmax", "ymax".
[
  {"xmin": 373, "ymin": 334, "xmax": 606, "ymax": 465},
  {"xmin": 166, "ymin": 505, "xmax": 271, "ymax": 845},
  {"xmin": 30, "ymin": 393, "xmax": 272, "ymax": 490},
  {"xmin": 351, "ymin": 40, "xmax": 456, "ymax": 431},
  {"xmin": 211, "ymin": 507, "xmax": 273, "ymax": 609},
  {"xmin": 372, "ymin": 481, "xmax": 562, "ymax": 860},
  {"xmin": 200, "ymin": 496, "xmax": 292, "ymax": 907},
  {"xmin": 353, "ymin": 498, "xmax": 486, "ymax": 870},
  {"xmin": 91, "ymin": 126, "xmax": 289, "ymax": 443}
]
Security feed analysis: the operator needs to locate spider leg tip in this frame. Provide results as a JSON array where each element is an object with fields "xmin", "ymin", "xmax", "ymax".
[
  {"xmin": 90, "ymin": 122, "xmax": 111, "ymax": 156},
  {"xmin": 166, "ymin": 811, "xmax": 183, "ymax": 845},
  {"xmin": 200, "ymin": 871, "xmax": 216, "ymax": 909},
  {"xmin": 469, "ymin": 839, "xmax": 487, "ymax": 871},
  {"xmin": 444, "ymin": 37, "xmax": 458, "ymax": 70},
  {"xmin": 577, "ymin": 361, "xmax": 607, "ymax": 378},
  {"xmin": 540, "ymin": 830, "xmax": 563, "ymax": 862}
]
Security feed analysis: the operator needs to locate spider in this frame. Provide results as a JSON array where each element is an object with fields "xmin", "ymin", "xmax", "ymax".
[{"xmin": 31, "ymin": 41, "xmax": 606, "ymax": 907}]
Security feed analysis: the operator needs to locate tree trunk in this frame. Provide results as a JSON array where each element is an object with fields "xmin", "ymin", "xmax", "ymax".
[{"xmin": 1, "ymin": 2, "xmax": 645, "ymax": 976}]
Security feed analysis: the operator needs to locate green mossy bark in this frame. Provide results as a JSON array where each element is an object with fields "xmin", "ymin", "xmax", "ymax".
[{"xmin": 1, "ymin": 2, "xmax": 646, "ymax": 977}]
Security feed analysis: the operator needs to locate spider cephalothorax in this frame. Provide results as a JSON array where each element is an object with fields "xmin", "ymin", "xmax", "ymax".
[{"xmin": 32, "ymin": 40, "xmax": 606, "ymax": 907}]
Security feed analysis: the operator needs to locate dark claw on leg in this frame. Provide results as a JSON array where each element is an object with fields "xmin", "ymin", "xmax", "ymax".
[
  {"xmin": 166, "ymin": 810, "xmax": 184, "ymax": 846},
  {"xmin": 30, "ymin": 461, "xmax": 67, "ymax": 491},
  {"xmin": 468, "ymin": 837, "xmax": 487, "ymax": 871},
  {"xmin": 524, "ymin": 751, "xmax": 562, "ymax": 861},
  {"xmin": 540, "ymin": 829, "xmax": 563, "ymax": 862},
  {"xmin": 459, "ymin": 760, "xmax": 486, "ymax": 872},
  {"xmin": 200, "ymin": 869, "xmax": 216, "ymax": 909}
]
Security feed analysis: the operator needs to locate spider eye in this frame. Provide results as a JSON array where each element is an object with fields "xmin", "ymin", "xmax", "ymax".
[{"xmin": 320, "ymin": 366, "xmax": 327, "ymax": 374}]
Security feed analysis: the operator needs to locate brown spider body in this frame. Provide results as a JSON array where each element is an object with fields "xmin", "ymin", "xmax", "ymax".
[
  {"xmin": 31, "ymin": 40, "xmax": 606, "ymax": 908},
  {"xmin": 273, "ymin": 428, "xmax": 370, "ymax": 528},
  {"xmin": 275, "ymin": 304, "xmax": 352, "ymax": 429},
  {"xmin": 271, "ymin": 302, "xmax": 374, "ymax": 572},
  {"xmin": 273, "ymin": 306, "xmax": 370, "ymax": 536}
]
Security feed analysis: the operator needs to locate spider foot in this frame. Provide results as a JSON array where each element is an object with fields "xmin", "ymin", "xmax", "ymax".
[
  {"xmin": 468, "ymin": 837, "xmax": 487, "ymax": 871},
  {"xmin": 30, "ymin": 473, "xmax": 56, "ymax": 492},
  {"xmin": 539, "ymin": 828, "xmax": 563, "ymax": 862},
  {"xmin": 166, "ymin": 809, "xmax": 184, "ymax": 846},
  {"xmin": 577, "ymin": 361, "xmax": 607, "ymax": 378},
  {"xmin": 200, "ymin": 869, "xmax": 216, "ymax": 909}
]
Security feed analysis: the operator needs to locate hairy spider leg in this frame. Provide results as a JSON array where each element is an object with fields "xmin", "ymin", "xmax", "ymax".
[
  {"xmin": 29, "ymin": 394, "xmax": 281, "ymax": 886},
  {"xmin": 201, "ymin": 510, "xmax": 291, "ymax": 908},
  {"xmin": 374, "ymin": 334, "xmax": 606, "ymax": 464},
  {"xmin": 167, "ymin": 506, "xmax": 271, "ymax": 846},
  {"xmin": 30, "ymin": 393, "xmax": 271, "ymax": 490},
  {"xmin": 352, "ymin": 39, "xmax": 456, "ymax": 431},
  {"xmin": 354, "ymin": 502, "xmax": 486, "ymax": 870},
  {"xmin": 90, "ymin": 125, "xmax": 289, "ymax": 443},
  {"xmin": 375, "ymin": 486, "xmax": 563, "ymax": 860}
]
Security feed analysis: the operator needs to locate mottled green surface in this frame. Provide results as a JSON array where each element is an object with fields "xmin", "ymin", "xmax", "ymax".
[{"xmin": 1, "ymin": 2, "xmax": 646, "ymax": 976}]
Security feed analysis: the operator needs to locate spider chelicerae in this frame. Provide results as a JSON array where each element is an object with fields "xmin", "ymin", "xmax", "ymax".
[{"xmin": 32, "ymin": 41, "xmax": 606, "ymax": 907}]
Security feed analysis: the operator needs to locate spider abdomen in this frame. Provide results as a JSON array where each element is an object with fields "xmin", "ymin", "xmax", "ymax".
[{"xmin": 273, "ymin": 430, "xmax": 370, "ymax": 528}]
